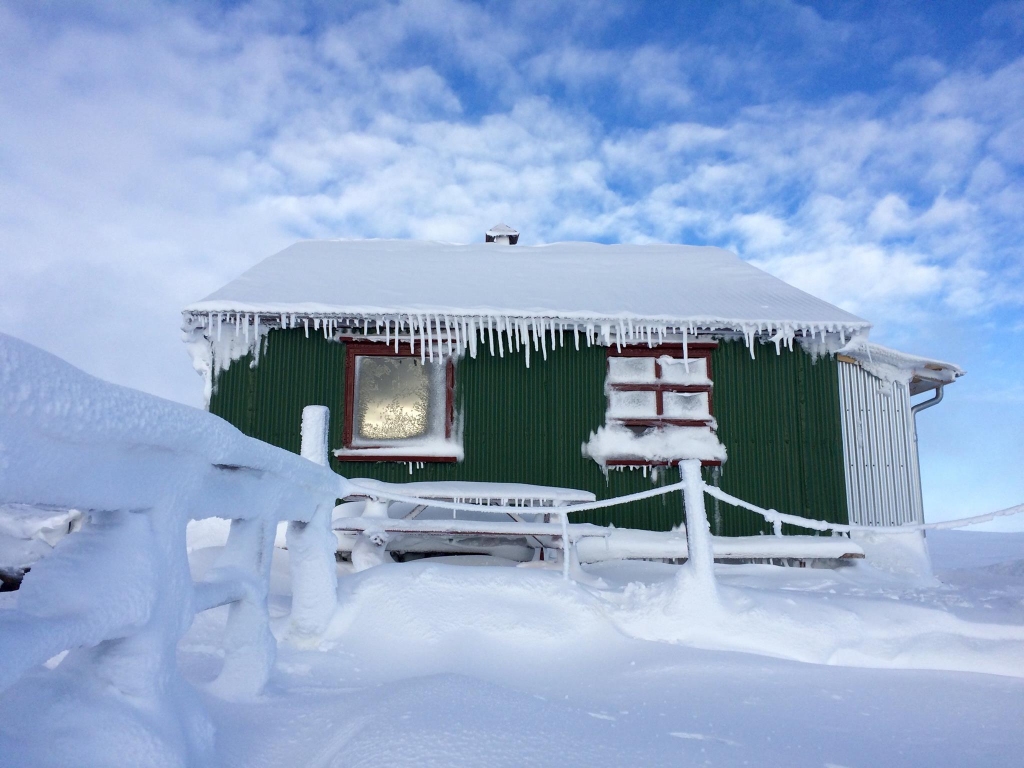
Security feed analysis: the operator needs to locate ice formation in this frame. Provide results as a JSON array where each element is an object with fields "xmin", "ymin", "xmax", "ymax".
[
  {"xmin": 181, "ymin": 239, "xmax": 873, "ymax": 402},
  {"xmin": 182, "ymin": 310, "xmax": 870, "ymax": 404}
]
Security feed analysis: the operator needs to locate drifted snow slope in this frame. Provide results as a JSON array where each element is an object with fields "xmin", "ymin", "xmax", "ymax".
[{"xmin": 173, "ymin": 532, "xmax": 1024, "ymax": 768}]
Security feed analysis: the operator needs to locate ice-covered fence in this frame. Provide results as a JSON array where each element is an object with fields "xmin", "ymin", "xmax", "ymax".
[
  {"xmin": 346, "ymin": 462, "xmax": 1024, "ymax": 581},
  {"xmin": 0, "ymin": 334, "xmax": 347, "ymax": 722}
]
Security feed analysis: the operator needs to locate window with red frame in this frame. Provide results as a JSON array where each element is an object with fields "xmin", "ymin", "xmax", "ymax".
[
  {"xmin": 605, "ymin": 343, "xmax": 717, "ymax": 461},
  {"xmin": 336, "ymin": 343, "xmax": 457, "ymax": 462}
]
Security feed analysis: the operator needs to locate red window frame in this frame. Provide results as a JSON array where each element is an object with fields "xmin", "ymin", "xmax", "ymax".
[
  {"xmin": 335, "ymin": 342, "xmax": 457, "ymax": 463},
  {"xmin": 605, "ymin": 343, "xmax": 720, "ymax": 468}
]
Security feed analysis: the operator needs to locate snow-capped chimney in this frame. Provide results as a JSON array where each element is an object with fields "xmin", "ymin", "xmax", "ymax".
[{"xmin": 485, "ymin": 223, "xmax": 519, "ymax": 245}]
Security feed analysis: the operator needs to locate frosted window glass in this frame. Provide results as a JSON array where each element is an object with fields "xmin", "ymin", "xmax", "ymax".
[
  {"xmin": 608, "ymin": 357, "xmax": 656, "ymax": 383},
  {"xmin": 354, "ymin": 357, "xmax": 441, "ymax": 442},
  {"xmin": 663, "ymin": 391, "xmax": 710, "ymax": 418},
  {"xmin": 659, "ymin": 357, "xmax": 709, "ymax": 384},
  {"xmin": 608, "ymin": 390, "xmax": 658, "ymax": 418}
]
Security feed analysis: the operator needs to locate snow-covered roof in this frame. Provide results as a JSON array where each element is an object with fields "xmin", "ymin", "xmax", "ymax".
[
  {"xmin": 186, "ymin": 239, "xmax": 868, "ymax": 334},
  {"xmin": 840, "ymin": 342, "xmax": 965, "ymax": 393},
  {"xmin": 485, "ymin": 223, "xmax": 518, "ymax": 238}
]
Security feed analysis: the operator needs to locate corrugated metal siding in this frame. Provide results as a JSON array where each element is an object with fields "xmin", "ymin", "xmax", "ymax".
[
  {"xmin": 210, "ymin": 331, "xmax": 348, "ymax": 455},
  {"xmin": 838, "ymin": 361, "xmax": 923, "ymax": 526},
  {"xmin": 209, "ymin": 330, "xmax": 849, "ymax": 534},
  {"xmin": 710, "ymin": 343, "xmax": 850, "ymax": 536},
  {"xmin": 336, "ymin": 337, "xmax": 687, "ymax": 531}
]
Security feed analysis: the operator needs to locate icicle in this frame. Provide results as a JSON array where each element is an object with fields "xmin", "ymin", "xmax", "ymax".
[
  {"xmin": 384, "ymin": 319, "xmax": 390, "ymax": 347},
  {"xmin": 615, "ymin": 320, "xmax": 624, "ymax": 352},
  {"xmin": 243, "ymin": 313, "xmax": 250, "ymax": 343},
  {"xmin": 683, "ymin": 333, "xmax": 688, "ymax": 361},
  {"xmin": 448, "ymin": 315, "xmax": 456, "ymax": 357},
  {"xmin": 558, "ymin": 322, "xmax": 565, "ymax": 349},
  {"xmin": 523, "ymin": 323, "xmax": 531, "ymax": 367},
  {"xmin": 423, "ymin": 315, "xmax": 432, "ymax": 363},
  {"xmin": 540, "ymin": 319, "xmax": 548, "ymax": 360},
  {"xmin": 573, "ymin": 324, "xmax": 580, "ymax": 350}
]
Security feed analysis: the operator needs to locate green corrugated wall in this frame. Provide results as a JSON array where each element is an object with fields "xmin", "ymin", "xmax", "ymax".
[
  {"xmin": 209, "ymin": 329, "xmax": 848, "ymax": 534},
  {"xmin": 710, "ymin": 342, "xmax": 849, "ymax": 535}
]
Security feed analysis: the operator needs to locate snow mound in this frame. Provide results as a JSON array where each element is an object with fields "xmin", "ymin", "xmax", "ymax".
[
  {"xmin": 606, "ymin": 565, "xmax": 1024, "ymax": 678},
  {"xmin": 324, "ymin": 561, "xmax": 622, "ymax": 670},
  {"xmin": 317, "ymin": 556, "xmax": 1024, "ymax": 680}
]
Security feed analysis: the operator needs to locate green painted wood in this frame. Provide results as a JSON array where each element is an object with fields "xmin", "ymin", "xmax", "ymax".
[{"xmin": 209, "ymin": 330, "xmax": 848, "ymax": 535}]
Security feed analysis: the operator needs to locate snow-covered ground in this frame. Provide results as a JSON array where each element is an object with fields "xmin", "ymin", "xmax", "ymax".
[
  {"xmin": 23, "ymin": 527, "xmax": 1024, "ymax": 767},
  {"xmin": 2, "ymin": 528, "xmax": 1023, "ymax": 766}
]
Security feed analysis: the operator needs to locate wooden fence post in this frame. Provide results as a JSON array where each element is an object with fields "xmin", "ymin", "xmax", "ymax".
[
  {"xmin": 210, "ymin": 516, "xmax": 277, "ymax": 698},
  {"xmin": 287, "ymin": 406, "xmax": 339, "ymax": 644},
  {"xmin": 680, "ymin": 459, "xmax": 717, "ymax": 595}
]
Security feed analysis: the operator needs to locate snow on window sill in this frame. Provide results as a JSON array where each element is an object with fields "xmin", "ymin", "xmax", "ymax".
[
  {"xmin": 582, "ymin": 424, "xmax": 727, "ymax": 470},
  {"xmin": 333, "ymin": 440, "xmax": 464, "ymax": 463}
]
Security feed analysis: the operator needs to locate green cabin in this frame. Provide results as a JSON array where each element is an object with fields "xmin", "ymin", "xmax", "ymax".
[{"xmin": 182, "ymin": 229, "xmax": 961, "ymax": 546}]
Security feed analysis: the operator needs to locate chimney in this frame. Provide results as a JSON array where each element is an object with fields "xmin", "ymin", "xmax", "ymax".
[{"xmin": 485, "ymin": 223, "xmax": 519, "ymax": 245}]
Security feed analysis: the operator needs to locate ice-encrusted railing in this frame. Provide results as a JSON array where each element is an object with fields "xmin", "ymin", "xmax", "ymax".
[
  {"xmin": 0, "ymin": 334, "xmax": 346, "ymax": 728},
  {"xmin": 348, "ymin": 464, "xmax": 1024, "ymax": 591}
]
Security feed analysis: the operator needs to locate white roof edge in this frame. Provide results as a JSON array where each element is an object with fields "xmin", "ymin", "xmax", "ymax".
[
  {"xmin": 841, "ymin": 341, "xmax": 964, "ymax": 385},
  {"xmin": 181, "ymin": 301, "xmax": 871, "ymax": 332}
]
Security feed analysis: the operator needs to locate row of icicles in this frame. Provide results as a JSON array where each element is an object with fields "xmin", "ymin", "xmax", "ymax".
[{"xmin": 199, "ymin": 311, "xmax": 858, "ymax": 366}]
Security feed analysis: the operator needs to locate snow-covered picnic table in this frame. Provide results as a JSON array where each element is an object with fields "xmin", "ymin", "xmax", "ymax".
[
  {"xmin": 341, "ymin": 479, "xmax": 597, "ymax": 509},
  {"xmin": 337, "ymin": 480, "xmax": 605, "ymax": 572},
  {"xmin": 336, "ymin": 479, "xmax": 865, "ymax": 566}
]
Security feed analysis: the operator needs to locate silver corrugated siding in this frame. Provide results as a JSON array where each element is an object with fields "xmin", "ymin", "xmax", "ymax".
[{"xmin": 838, "ymin": 361, "xmax": 924, "ymax": 526}]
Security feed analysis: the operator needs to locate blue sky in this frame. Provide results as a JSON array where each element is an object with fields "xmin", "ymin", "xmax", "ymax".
[{"xmin": 1, "ymin": 0, "xmax": 1022, "ymax": 527}]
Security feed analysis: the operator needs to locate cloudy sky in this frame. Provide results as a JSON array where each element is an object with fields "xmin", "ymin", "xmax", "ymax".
[{"xmin": 2, "ymin": 0, "xmax": 1022, "ymax": 527}]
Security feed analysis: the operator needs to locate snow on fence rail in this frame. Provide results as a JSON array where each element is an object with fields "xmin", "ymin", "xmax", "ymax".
[
  {"xmin": 348, "ymin": 478, "xmax": 1024, "ymax": 536},
  {"xmin": 0, "ymin": 335, "xmax": 347, "ymax": 717}
]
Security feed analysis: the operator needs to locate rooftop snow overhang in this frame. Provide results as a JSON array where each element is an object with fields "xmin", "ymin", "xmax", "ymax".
[
  {"xmin": 181, "ymin": 239, "xmax": 875, "ymax": 405},
  {"xmin": 838, "ymin": 342, "xmax": 965, "ymax": 394},
  {"xmin": 183, "ymin": 239, "xmax": 871, "ymax": 341}
]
